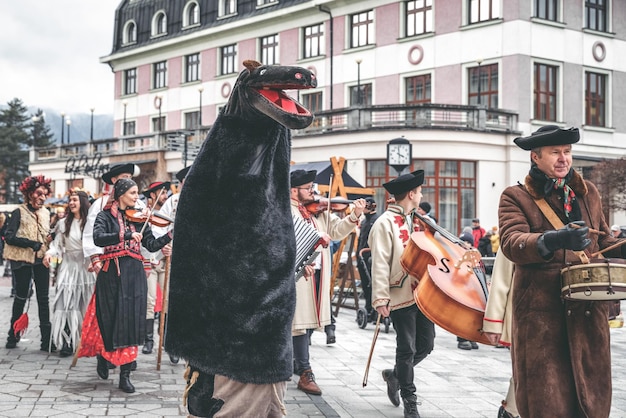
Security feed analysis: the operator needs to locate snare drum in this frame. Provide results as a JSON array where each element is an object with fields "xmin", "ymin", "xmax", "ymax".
[{"xmin": 561, "ymin": 258, "xmax": 626, "ymax": 301}]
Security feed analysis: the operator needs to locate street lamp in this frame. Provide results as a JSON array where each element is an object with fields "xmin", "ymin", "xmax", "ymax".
[
  {"xmin": 157, "ymin": 95, "xmax": 163, "ymax": 132},
  {"xmin": 476, "ymin": 58, "xmax": 483, "ymax": 106},
  {"xmin": 122, "ymin": 101, "xmax": 128, "ymax": 136},
  {"xmin": 60, "ymin": 111, "xmax": 66, "ymax": 145},
  {"xmin": 90, "ymin": 108, "xmax": 95, "ymax": 141},
  {"xmin": 355, "ymin": 59, "xmax": 362, "ymax": 106},
  {"xmin": 198, "ymin": 86, "xmax": 204, "ymax": 127},
  {"xmin": 66, "ymin": 118, "xmax": 71, "ymax": 144}
]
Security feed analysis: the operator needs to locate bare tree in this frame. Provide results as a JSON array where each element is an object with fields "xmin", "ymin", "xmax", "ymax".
[{"xmin": 588, "ymin": 158, "xmax": 626, "ymax": 213}]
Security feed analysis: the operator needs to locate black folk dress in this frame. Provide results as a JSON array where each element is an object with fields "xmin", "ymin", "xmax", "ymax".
[{"xmin": 93, "ymin": 202, "xmax": 171, "ymax": 351}]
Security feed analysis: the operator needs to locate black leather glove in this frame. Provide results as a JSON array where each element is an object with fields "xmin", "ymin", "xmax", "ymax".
[
  {"xmin": 540, "ymin": 221, "xmax": 591, "ymax": 252},
  {"xmin": 32, "ymin": 242, "xmax": 42, "ymax": 252}
]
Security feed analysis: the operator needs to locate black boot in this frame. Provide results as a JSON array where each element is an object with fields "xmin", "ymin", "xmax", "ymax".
[
  {"xmin": 325, "ymin": 323, "xmax": 336, "ymax": 345},
  {"xmin": 39, "ymin": 323, "xmax": 57, "ymax": 352},
  {"xmin": 59, "ymin": 340, "xmax": 73, "ymax": 357},
  {"xmin": 184, "ymin": 365, "xmax": 223, "ymax": 417},
  {"xmin": 6, "ymin": 326, "xmax": 18, "ymax": 349},
  {"xmin": 97, "ymin": 355, "xmax": 109, "ymax": 380},
  {"xmin": 119, "ymin": 363, "xmax": 135, "ymax": 393},
  {"xmin": 142, "ymin": 318, "xmax": 154, "ymax": 354},
  {"xmin": 402, "ymin": 396, "xmax": 421, "ymax": 418}
]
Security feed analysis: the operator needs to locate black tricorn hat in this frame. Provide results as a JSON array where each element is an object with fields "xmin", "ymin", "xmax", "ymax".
[
  {"xmin": 513, "ymin": 125, "xmax": 580, "ymax": 151},
  {"xmin": 383, "ymin": 170, "xmax": 425, "ymax": 195},
  {"xmin": 101, "ymin": 163, "xmax": 140, "ymax": 185},
  {"xmin": 176, "ymin": 166, "xmax": 191, "ymax": 183},
  {"xmin": 290, "ymin": 169, "xmax": 317, "ymax": 187},
  {"xmin": 141, "ymin": 181, "xmax": 171, "ymax": 198}
]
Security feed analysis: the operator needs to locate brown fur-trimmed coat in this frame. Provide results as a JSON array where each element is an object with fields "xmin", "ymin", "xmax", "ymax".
[{"xmin": 499, "ymin": 169, "xmax": 621, "ymax": 418}]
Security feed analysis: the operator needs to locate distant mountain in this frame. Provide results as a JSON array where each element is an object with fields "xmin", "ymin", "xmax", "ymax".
[
  {"xmin": 38, "ymin": 108, "xmax": 114, "ymax": 144},
  {"xmin": 0, "ymin": 105, "xmax": 113, "ymax": 144}
]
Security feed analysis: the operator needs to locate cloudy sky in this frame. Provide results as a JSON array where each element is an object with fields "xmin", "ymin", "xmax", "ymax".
[{"xmin": 0, "ymin": 1, "xmax": 119, "ymax": 115}]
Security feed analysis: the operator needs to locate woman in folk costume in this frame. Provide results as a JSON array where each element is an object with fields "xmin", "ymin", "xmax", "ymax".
[
  {"xmin": 80, "ymin": 179, "xmax": 172, "ymax": 393},
  {"xmin": 4, "ymin": 175, "xmax": 53, "ymax": 351},
  {"xmin": 44, "ymin": 189, "xmax": 95, "ymax": 357},
  {"xmin": 289, "ymin": 169, "xmax": 366, "ymax": 395}
]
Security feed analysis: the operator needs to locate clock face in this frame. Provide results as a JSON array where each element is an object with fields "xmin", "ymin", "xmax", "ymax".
[{"xmin": 387, "ymin": 143, "xmax": 411, "ymax": 166}]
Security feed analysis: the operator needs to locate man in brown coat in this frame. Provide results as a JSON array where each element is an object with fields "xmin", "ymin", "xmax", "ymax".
[{"xmin": 498, "ymin": 125, "xmax": 623, "ymax": 418}]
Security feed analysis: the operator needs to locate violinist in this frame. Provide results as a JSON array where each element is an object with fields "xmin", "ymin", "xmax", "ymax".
[
  {"xmin": 369, "ymin": 170, "xmax": 433, "ymax": 418},
  {"xmin": 87, "ymin": 178, "xmax": 172, "ymax": 393},
  {"xmin": 289, "ymin": 169, "xmax": 366, "ymax": 396},
  {"xmin": 140, "ymin": 181, "xmax": 172, "ymax": 356}
]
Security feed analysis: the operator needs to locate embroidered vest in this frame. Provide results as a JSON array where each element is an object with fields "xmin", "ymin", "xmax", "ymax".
[{"xmin": 4, "ymin": 205, "xmax": 50, "ymax": 263}]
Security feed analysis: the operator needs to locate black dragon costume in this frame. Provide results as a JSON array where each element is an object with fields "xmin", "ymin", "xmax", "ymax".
[{"xmin": 165, "ymin": 60, "xmax": 316, "ymax": 415}]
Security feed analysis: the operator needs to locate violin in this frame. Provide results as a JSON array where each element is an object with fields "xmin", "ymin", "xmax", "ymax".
[
  {"xmin": 124, "ymin": 209, "xmax": 173, "ymax": 228},
  {"xmin": 305, "ymin": 197, "xmax": 354, "ymax": 215}
]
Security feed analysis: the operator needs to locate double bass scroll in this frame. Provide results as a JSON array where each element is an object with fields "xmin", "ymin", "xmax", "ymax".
[{"xmin": 400, "ymin": 213, "xmax": 492, "ymax": 345}]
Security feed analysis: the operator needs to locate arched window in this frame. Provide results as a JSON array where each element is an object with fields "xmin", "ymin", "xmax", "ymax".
[
  {"xmin": 152, "ymin": 11, "xmax": 167, "ymax": 36},
  {"xmin": 183, "ymin": 1, "xmax": 200, "ymax": 27},
  {"xmin": 123, "ymin": 20, "xmax": 137, "ymax": 44}
]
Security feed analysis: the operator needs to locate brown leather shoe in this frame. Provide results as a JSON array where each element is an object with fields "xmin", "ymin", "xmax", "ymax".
[{"xmin": 297, "ymin": 369, "xmax": 322, "ymax": 395}]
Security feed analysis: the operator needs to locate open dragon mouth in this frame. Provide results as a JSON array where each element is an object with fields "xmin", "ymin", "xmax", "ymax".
[{"xmin": 255, "ymin": 88, "xmax": 311, "ymax": 116}]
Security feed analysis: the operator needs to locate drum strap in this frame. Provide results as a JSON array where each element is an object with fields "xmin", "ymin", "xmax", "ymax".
[{"xmin": 533, "ymin": 198, "xmax": 590, "ymax": 264}]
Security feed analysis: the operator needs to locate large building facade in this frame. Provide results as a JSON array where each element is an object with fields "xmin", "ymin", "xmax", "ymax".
[{"xmin": 30, "ymin": 0, "xmax": 626, "ymax": 233}]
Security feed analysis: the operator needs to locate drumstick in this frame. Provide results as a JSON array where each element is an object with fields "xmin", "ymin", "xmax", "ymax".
[
  {"xmin": 591, "ymin": 239, "xmax": 626, "ymax": 258},
  {"xmin": 568, "ymin": 222, "xmax": 605, "ymax": 236}
]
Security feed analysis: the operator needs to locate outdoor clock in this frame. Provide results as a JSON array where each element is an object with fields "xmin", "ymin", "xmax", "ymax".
[{"xmin": 387, "ymin": 137, "xmax": 412, "ymax": 175}]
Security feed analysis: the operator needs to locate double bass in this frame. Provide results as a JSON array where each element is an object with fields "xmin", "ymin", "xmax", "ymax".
[{"xmin": 400, "ymin": 213, "xmax": 492, "ymax": 345}]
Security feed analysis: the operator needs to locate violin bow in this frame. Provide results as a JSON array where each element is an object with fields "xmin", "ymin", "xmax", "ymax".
[
  {"xmin": 139, "ymin": 188, "xmax": 165, "ymax": 235},
  {"xmin": 326, "ymin": 175, "xmax": 333, "ymax": 232}
]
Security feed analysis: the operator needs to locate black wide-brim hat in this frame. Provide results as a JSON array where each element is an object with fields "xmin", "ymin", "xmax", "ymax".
[
  {"xmin": 102, "ymin": 163, "xmax": 140, "ymax": 185},
  {"xmin": 513, "ymin": 125, "xmax": 580, "ymax": 151},
  {"xmin": 290, "ymin": 169, "xmax": 317, "ymax": 187},
  {"xmin": 383, "ymin": 170, "xmax": 425, "ymax": 195},
  {"xmin": 142, "ymin": 181, "xmax": 171, "ymax": 198},
  {"xmin": 176, "ymin": 166, "xmax": 191, "ymax": 183}
]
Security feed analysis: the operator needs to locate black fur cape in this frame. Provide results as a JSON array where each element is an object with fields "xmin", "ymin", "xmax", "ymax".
[{"xmin": 165, "ymin": 60, "xmax": 316, "ymax": 384}]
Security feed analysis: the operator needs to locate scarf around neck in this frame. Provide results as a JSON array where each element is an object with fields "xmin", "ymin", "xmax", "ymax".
[{"xmin": 529, "ymin": 164, "xmax": 579, "ymax": 219}]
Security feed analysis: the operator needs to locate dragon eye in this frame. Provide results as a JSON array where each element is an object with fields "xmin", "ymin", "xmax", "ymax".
[
  {"xmin": 295, "ymin": 73, "xmax": 302, "ymax": 79},
  {"xmin": 260, "ymin": 69, "xmax": 267, "ymax": 75}
]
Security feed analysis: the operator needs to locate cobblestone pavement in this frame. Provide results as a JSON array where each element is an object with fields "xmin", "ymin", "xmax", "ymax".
[{"xmin": 1, "ymin": 269, "xmax": 625, "ymax": 417}]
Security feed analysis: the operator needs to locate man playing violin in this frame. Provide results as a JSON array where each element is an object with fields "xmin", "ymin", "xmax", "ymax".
[
  {"xmin": 498, "ymin": 126, "xmax": 625, "ymax": 418},
  {"xmin": 140, "ymin": 181, "xmax": 172, "ymax": 356},
  {"xmin": 369, "ymin": 170, "xmax": 433, "ymax": 418},
  {"xmin": 289, "ymin": 169, "xmax": 366, "ymax": 396}
]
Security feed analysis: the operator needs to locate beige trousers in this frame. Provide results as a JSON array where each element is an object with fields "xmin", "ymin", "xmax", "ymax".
[{"xmin": 211, "ymin": 375, "xmax": 287, "ymax": 418}]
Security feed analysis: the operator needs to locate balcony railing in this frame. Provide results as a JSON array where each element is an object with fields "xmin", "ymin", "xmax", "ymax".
[{"xmin": 31, "ymin": 104, "xmax": 518, "ymax": 163}]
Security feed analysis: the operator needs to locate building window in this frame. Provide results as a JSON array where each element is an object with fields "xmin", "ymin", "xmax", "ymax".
[
  {"xmin": 366, "ymin": 159, "xmax": 476, "ymax": 234},
  {"xmin": 261, "ymin": 34, "xmax": 279, "ymax": 65},
  {"xmin": 350, "ymin": 83, "xmax": 372, "ymax": 106},
  {"xmin": 183, "ymin": 1, "xmax": 200, "ymax": 27},
  {"xmin": 219, "ymin": 0, "xmax": 237, "ymax": 17},
  {"xmin": 123, "ymin": 121, "xmax": 136, "ymax": 136},
  {"xmin": 585, "ymin": 0, "xmax": 608, "ymax": 32},
  {"xmin": 185, "ymin": 53, "xmax": 200, "ymax": 83},
  {"xmin": 302, "ymin": 92, "xmax": 323, "ymax": 113},
  {"xmin": 221, "ymin": 44, "xmax": 237, "ymax": 75},
  {"xmin": 535, "ymin": 0, "xmax": 558, "ymax": 21},
  {"xmin": 152, "ymin": 116, "xmax": 166, "ymax": 132},
  {"xmin": 257, "ymin": 0, "xmax": 278, "ymax": 6},
  {"xmin": 153, "ymin": 61, "xmax": 167, "ymax": 89},
  {"xmin": 152, "ymin": 11, "xmax": 167, "ymax": 36},
  {"xmin": 406, "ymin": 74, "xmax": 431, "ymax": 104},
  {"xmin": 303, "ymin": 23, "xmax": 324, "ymax": 59},
  {"xmin": 185, "ymin": 111, "xmax": 200, "ymax": 129},
  {"xmin": 533, "ymin": 63, "xmax": 558, "ymax": 121},
  {"xmin": 124, "ymin": 68, "xmax": 137, "ymax": 95},
  {"xmin": 406, "ymin": 0, "xmax": 433, "ymax": 37},
  {"xmin": 468, "ymin": 63, "xmax": 498, "ymax": 108},
  {"xmin": 350, "ymin": 10, "xmax": 374, "ymax": 48},
  {"xmin": 123, "ymin": 21, "xmax": 137, "ymax": 44},
  {"xmin": 468, "ymin": 0, "xmax": 500, "ymax": 24},
  {"xmin": 585, "ymin": 71, "xmax": 606, "ymax": 127}
]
